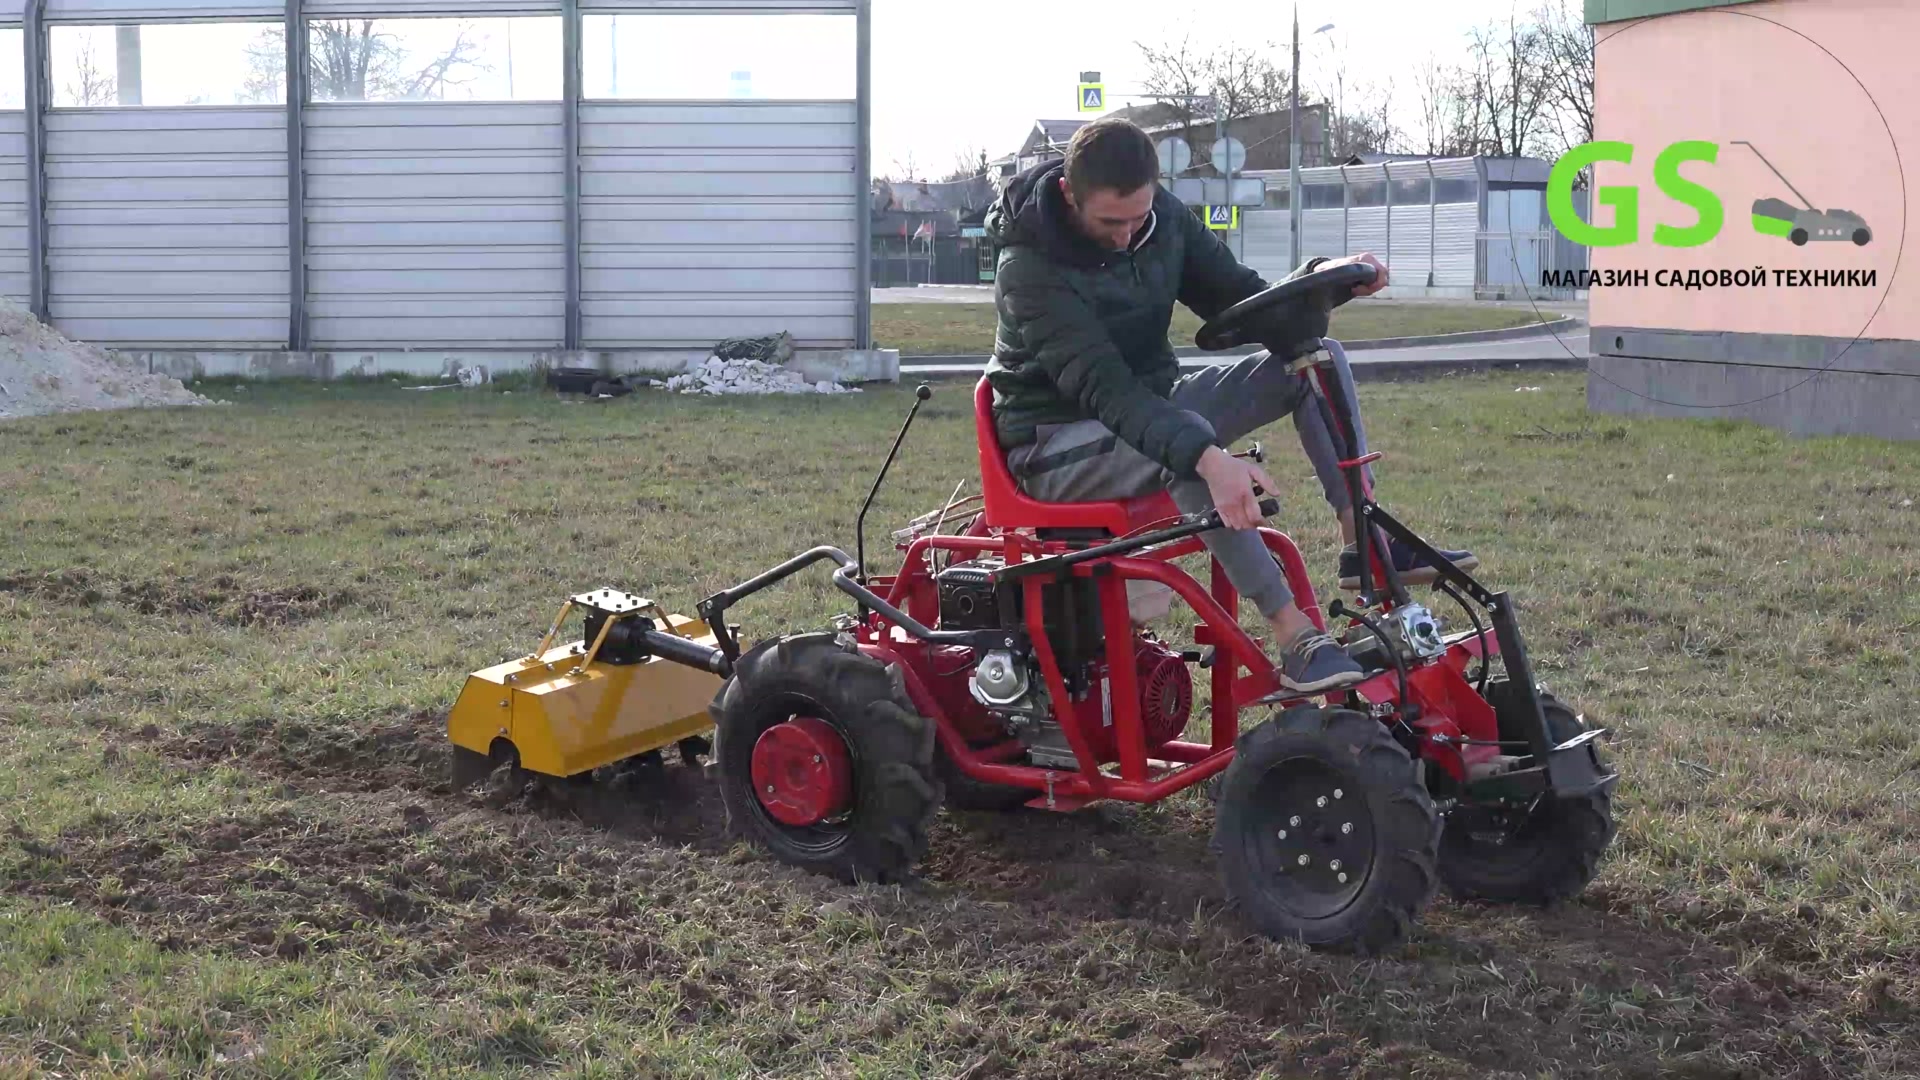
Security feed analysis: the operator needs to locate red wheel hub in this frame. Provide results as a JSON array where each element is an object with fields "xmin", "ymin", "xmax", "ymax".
[{"xmin": 750, "ymin": 716, "xmax": 853, "ymax": 827}]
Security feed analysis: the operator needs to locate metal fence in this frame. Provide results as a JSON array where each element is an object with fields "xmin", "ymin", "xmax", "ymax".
[
  {"xmin": 0, "ymin": 0, "xmax": 872, "ymax": 360},
  {"xmin": 1238, "ymin": 157, "xmax": 1590, "ymax": 298}
]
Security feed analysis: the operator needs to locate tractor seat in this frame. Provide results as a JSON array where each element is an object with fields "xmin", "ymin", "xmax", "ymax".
[{"xmin": 973, "ymin": 377, "xmax": 1178, "ymax": 537}]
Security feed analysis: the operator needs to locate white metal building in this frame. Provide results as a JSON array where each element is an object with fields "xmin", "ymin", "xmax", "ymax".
[
  {"xmin": 0, "ymin": 0, "xmax": 880, "ymax": 380},
  {"xmin": 1239, "ymin": 156, "xmax": 1590, "ymax": 300}
]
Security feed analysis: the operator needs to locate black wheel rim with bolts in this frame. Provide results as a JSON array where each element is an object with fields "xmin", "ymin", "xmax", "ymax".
[{"xmin": 1242, "ymin": 756, "xmax": 1375, "ymax": 918}]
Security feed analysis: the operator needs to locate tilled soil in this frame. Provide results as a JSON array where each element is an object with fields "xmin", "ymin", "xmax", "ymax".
[{"xmin": 5, "ymin": 713, "xmax": 1911, "ymax": 1079}]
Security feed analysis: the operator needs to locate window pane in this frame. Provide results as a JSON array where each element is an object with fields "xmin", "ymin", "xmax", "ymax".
[
  {"xmin": 1435, "ymin": 178, "xmax": 1478, "ymax": 204},
  {"xmin": 1348, "ymin": 181, "xmax": 1386, "ymax": 208},
  {"xmin": 1303, "ymin": 183, "xmax": 1343, "ymax": 210},
  {"xmin": 0, "ymin": 30, "xmax": 22, "ymax": 109},
  {"xmin": 582, "ymin": 14, "xmax": 855, "ymax": 100},
  {"xmin": 1390, "ymin": 177, "xmax": 1430, "ymax": 204},
  {"xmin": 307, "ymin": 17, "xmax": 561, "ymax": 102},
  {"xmin": 49, "ymin": 23, "xmax": 284, "ymax": 107},
  {"xmin": 1263, "ymin": 184, "xmax": 1289, "ymax": 210}
]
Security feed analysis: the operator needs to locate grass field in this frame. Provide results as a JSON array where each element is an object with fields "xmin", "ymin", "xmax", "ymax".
[
  {"xmin": 2, "ymin": 371, "xmax": 1917, "ymax": 1078},
  {"xmin": 872, "ymin": 301, "xmax": 1549, "ymax": 355}
]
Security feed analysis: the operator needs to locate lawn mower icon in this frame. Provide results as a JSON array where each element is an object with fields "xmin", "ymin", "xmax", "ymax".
[{"xmin": 1734, "ymin": 140, "xmax": 1871, "ymax": 246}]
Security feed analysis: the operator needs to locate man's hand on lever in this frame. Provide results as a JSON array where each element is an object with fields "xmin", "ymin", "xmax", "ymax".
[{"xmin": 1195, "ymin": 445, "xmax": 1279, "ymax": 531}]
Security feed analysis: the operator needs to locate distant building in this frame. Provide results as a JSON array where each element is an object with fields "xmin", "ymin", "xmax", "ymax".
[{"xmin": 870, "ymin": 174, "xmax": 998, "ymax": 288}]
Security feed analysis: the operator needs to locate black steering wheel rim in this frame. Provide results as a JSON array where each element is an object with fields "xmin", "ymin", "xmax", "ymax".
[{"xmin": 1194, "ymin": 261, "xmax": 1378, "ymax": 353}]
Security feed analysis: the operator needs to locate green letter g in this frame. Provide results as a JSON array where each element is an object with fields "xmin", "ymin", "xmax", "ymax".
[{"xmin": 1551, "ymin": 141, "xmax": 1637, "ymax": 247}]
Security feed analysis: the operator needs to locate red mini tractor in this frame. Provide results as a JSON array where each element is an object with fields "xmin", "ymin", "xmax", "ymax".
[{"xmin": 507, "ymin": 263, "xmax": 1618, "ymax": 955}]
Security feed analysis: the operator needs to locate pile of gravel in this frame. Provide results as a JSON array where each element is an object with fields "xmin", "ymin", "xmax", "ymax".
[
  {"xmin": 659, "ymin": 355, "xmax": 863, "ymax": 396},
  {"xmin": 0, "ymin": 299, "xmax": 214, "ymax": 420}
]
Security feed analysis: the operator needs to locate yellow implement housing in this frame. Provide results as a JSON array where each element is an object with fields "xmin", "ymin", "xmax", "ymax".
[{"xmin": 448, "ymin": 589, "xmax": 724, "ymax": 781}]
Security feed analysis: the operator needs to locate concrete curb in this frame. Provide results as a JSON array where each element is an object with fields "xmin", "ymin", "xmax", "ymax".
[
  {"xmin": 899, "ymin": 316, "xmax": 1583, "ymax": 366},
  {"xmin": 1298, "ymin": 314, "xmax": 1584, "ymax": 353},
  {"xmin": 896, "ymin": 354, "xmax": 1588, "ymax": 384},
  {"xmin": 1341, "ymin": 354, "xmax": 1587, "ymax": 382}
]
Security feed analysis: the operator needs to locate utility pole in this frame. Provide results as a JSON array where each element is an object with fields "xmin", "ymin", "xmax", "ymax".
[{"xmin": 1288, "ymin": 5, "xmax": 1302, "ymax": 268}]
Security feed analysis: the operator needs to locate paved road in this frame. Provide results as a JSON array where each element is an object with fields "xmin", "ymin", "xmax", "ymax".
[{"xmin": 899, "ymin": 331, "xmax": 1592, "ymax": 376}]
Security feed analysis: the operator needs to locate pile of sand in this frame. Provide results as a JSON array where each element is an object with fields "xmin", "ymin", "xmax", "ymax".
[{"xmin": 0, "ymin": 298, "xmax": 214, "ymax": 421}]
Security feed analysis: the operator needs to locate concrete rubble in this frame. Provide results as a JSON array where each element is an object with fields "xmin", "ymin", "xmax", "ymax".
[{"xmin": 657, "ymin": 354, "xmax": 863, "ymax": 396}]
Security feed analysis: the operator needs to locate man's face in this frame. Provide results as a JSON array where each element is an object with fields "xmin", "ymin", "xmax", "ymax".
[{"xmin": 1059, "ymin": 177, "xmax": 1155, "ymax": 252}]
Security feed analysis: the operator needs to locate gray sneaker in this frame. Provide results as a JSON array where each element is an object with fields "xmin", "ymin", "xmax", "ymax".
[{"xmin": 1279, "ymin": 630, "xmax": 1367, "ymax": 693}]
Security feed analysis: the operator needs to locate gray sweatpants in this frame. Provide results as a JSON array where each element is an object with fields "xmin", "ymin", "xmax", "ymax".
[{"xmin": 1005, "ymin": 344, "xmax": 1371, "ymax": 621}]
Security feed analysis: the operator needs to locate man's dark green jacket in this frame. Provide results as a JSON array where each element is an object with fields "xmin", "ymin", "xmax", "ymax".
[{"xmin": 983, "ymin": 158, "xmax": 1322, "ymax": 480}]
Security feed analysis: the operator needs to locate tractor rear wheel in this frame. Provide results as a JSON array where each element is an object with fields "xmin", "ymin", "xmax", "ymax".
[
  {"xmin": 1212, "ymin": 705, "xmax": 1441, "ymax": 955},
  {"xmin": 1437, "ymin": 683, "xmax": 1616, "ymax": 905},
  {"xmin": 713, "ymin": 632, "xmax": 943, "ymax": 884}
]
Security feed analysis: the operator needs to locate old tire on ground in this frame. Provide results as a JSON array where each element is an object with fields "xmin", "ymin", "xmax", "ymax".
[
  {"xmin": 1213, "ymin": 705, "xmax": 1441, "ymax": 955},
  {"xmin": 713, "ymin": 632, "xmax": 942, "ymax": 884},
  {"xmin": 1437, "ymin": 682, "xmax": 1617, "ymax": 905}
]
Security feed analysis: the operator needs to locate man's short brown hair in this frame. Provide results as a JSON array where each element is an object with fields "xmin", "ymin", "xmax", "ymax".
[{"xmin": 1064, "ymin": 118, "xmax": 1159, "ymax": 199}]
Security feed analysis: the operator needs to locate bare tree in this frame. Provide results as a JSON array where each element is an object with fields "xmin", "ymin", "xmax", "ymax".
[
  {"xmin": 1133, "ymin": 33, "xmax": 1212, "ymax": 155},
  {"xmin": 243, "ymin": 20, "xmax": 487, "ymax": 103},
  {"xmin": 1409, "ymin": 54, "xmax": 1483, "ymax": 157},
  {"xmin": 941, "ymin": 145, "xmax": 987, "ymax": 183},
  {"xmin": 1133, "ymin": 33, "xmax": 1292, "ymax": 171},
  {"xmin": 1533, "ymin": 0, "xmax": 1595, "ymax": 160},
  {"xmin": 1328, "ymin": 76, "xmax": 1400, "ymax": 159},
  {"xmin": 64, "ymin": 35, "xmax": 117, "ymax": 107},
  {"xmin": 1466, "ymin": 12, "xmax": 1552, "ymax": 157},
  {"xmin": 884, "ymin": 152, "xmax": 922, "ymax": 183}
]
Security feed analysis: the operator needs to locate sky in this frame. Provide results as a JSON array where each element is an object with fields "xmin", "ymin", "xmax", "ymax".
[
  {"xmin": 868, "ymin": 0, "xmax": 1550, "ymax": 177},
  {"xmin": 10, "ymin": 0, "xmax": 1546, "ymax": 168}
]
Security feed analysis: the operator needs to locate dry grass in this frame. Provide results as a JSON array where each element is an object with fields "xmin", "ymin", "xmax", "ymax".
[
  {"xmin": 1, "ymin": 371, "xmax": 1916, "ymax": 1078},
  {"xmin": 872, "ymin": 301, "xmax": 1548, "ymax": 355}
]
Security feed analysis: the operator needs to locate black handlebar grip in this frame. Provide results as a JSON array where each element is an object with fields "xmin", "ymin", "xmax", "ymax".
[{"xmin": 1259, "ymin": 497, "xmax": 1280, "ymax": 517}]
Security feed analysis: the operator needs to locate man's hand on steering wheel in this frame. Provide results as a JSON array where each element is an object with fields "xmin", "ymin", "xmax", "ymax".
[{"xmin": 1321, "ymin": 252, "xmax": 1390, "ymax": 298}]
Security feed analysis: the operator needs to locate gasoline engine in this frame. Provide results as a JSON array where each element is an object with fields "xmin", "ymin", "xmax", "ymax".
[{"xmin": 934, "ymin": 555, "xmax": 1195, "ymax": 769}]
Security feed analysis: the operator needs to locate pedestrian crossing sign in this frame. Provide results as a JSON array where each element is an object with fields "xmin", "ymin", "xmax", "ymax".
[
  {"xmin": 1206, "ymin": 205, "xmax": 1238, "ymax": 231},
  {"xmin": 1078, "ymin": 83, "xmax": 1104, "ymax": 112}
]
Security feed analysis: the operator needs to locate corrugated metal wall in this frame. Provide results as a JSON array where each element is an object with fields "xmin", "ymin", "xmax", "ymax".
[
  {"xmin": 0, "ymin": 0, "xmax": 866, "ymax": 353},
  {"xmin": 307, "ymin": 103, "xmax": 565, "ymax": 348},
  {"xmin": 0, "ymin": 113, "xmax": 28, "ymax": 305},
  {"xmin": 1242, "ymin": 203, "xmax": 1290, "ymax": 281},
  {"xmin": 1239, "ymin": 159, "xmax": 1490, "ymax": 291},
  {"xmin": 580, "ymin": 101, "xmax": 857, "ymax": 348},
  {"xmin": 47, "ymin": 108, "xmax": 289, "ymax": 346},
  {"xmin": 1343, "ymin": 163, "xmax": 1388, "ymax": 269}
]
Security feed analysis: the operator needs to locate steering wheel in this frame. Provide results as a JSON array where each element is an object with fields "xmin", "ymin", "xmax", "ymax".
[{"xmin": 1194, "ymin": 261, "xmax": 1378, "ymax": 355}]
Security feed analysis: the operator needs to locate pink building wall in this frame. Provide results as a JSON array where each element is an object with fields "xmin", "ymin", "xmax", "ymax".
[{"xmin": 1590, "ymin": 0, "xmax": 1915, "ymax": 343}]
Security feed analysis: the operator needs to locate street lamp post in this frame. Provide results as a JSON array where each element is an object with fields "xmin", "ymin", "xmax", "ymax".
[
  {"xmin": 1315, "ymin": 23, "xmax": 1338, "ymax": 163},
  {"xmin": 1289, "ymin": 6, "xmax": 1301, "ymax": 267}
]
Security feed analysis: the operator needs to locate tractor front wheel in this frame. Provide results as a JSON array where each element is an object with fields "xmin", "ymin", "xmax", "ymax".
[
  {"xmin": 1436, "ymin": 687, "xmax": 1616, "ymax": 906},
  {"xmin": 1212, "ymin": 705, "xmax": 1441, "ymax": 955},
  {"xmin": 713, "ymin": 632, "xmax": 943, "ymax": 884}
]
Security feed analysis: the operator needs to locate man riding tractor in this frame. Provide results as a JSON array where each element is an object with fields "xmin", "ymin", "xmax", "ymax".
[{"xmin": 983, "ymin": 117, "xmax": 1478, "ymax": 695}]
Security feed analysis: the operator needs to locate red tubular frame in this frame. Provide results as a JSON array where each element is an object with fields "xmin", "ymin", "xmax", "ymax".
[
  {"xmin": 857, "ymin": 525, "xmax": 1329, "ymax": 806},
  {"xmin": 842, "ymin": 374, "xmax": 1504, "ymax": 811}
]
